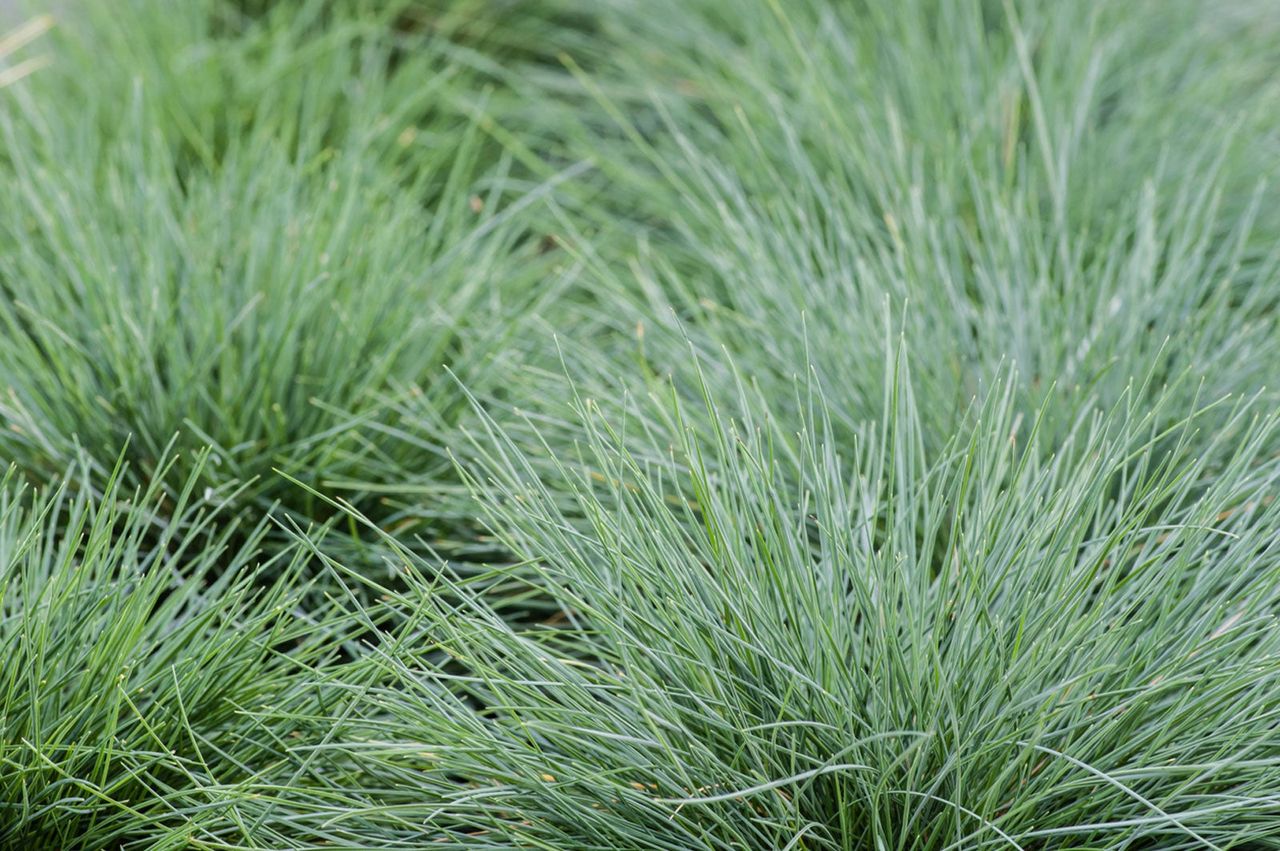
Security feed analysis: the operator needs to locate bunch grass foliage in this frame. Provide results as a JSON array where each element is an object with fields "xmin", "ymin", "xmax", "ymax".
[
  {"xmin": 264, "ymin": 360, "xmax": 1280, "ymax": 850},
  {"xmin": 0, "ymin": 0, "xmax": 573, "ymax": 543},
  {"xmin": 0, "ymin": 0, "xmax": 1279, "ymax": 848},
  {"xmin": 0, "ymin": 456, "xmax": 342, "ymax": 849},
  {"xmin": 530, "ymin": 0, "xmax": 1280, "ymax": 458}
]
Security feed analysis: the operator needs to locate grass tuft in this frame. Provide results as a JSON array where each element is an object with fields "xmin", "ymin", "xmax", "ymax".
[
  {"xmin": 0, "ymin": 456, "xmax": 343, "ymax": 849},
  {"xmin": 1, "ymin": 0, "xmax": 1279, "ymax": 847}
]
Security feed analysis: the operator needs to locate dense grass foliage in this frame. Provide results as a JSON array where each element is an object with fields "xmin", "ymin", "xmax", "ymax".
[
  {"xmin": 0, "ymin": 0, "xmax": 566, "ymax": 537},
  {"xmin": 536, "ymin": 0, "xmax": 1280, "ymax": 456},
  {"xmin": 1, "ymin": 0, "xmax": 1279, "ymax": 848},
  {"xmin": 292, "ymin": 370, "xmax": 1280, "ymax": 849},
  {"xmin": 0, "ymin": 460, "xmax": 339, "ymax": 848}
]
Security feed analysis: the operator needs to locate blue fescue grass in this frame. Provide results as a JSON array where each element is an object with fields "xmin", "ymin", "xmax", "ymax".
[
  {"xmin": 513, "ymin": 0, "xmax": 1280, "ymax": 459},
  {"xmin": 0, "ymin": 455, "xmax": 347, "ymax": 848},
  {"xmin": 240, "ymin": 358, "xmax": 1280, "ymax": 849},
  {"xmin": 2, "ymin": 0, "xmax": 1280, "ymax": 848},
  {"xmin": 0, "ymin": 0, "xmax": 575, "ymax": 544}
]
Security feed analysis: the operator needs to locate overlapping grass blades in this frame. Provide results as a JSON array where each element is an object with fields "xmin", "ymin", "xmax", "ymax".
[
  {"xmin": 0, "ymin": 0, "xmax": 1279, "ymax": 848},
  {"xmin": 254, "ymin": 361, "xmax": 1280, "ymax": 849},
  {"xmin": 0, "ymin": 0, "xmax": 570, "ymax": 542},
  {"xmin": 0, "ymin": 457, "xmax": 342, "ymax": 848},
  {"xmin": 529, "ymin": 0, "xmax": 1280, "ymax": 456}
]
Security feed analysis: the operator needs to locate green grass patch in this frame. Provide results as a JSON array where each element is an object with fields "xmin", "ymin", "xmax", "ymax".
[{"xmin": 2, "ymin": 0, "xmax": 1279, "ymax": 847}]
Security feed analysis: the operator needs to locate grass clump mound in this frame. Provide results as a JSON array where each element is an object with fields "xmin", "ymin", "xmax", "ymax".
[
  {"xmin": 1, "ymin": 0, "xmax": 1279, "ymax": 848},
  {"xmin": 537, "ymin": 0, "xmax": 1280, "ymax": 457},
  {"xmin": 0, "ymin": 459, "xmax": 338, "ymax": 849},
  {"xmin": 274, "ymin": 366, "xmax": 1280, "ymax": 849},
  {"xmin": 0, "ymin": 0, "xmax": 568, "ymax": 541}
]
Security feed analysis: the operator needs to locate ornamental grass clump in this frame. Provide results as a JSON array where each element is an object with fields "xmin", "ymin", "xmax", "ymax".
[
  {"xmin": 252, "ymin": 362, "xmax": 1280, "ymax": 849},
  {"xmin": 2, "ymin": 0, "xmax": 1280, "ymax": 848},
  {"xmin": 528, "ymin": 0, "xmax": 1280, "ymax": 458},
  {"xmin": 0, "ymin": 458, "xmax": 341, "ymax": 849},
  {"xmin": 0, "ymin": 1, "xmax": 569, "ymax": 539}
]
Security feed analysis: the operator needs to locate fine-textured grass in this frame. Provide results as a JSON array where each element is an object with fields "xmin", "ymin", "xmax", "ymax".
[
  {"xmin": 273, "ymin": 361, "xmax": 1280, "ymax": 849},
  {"xmin": 0, "ymin": 458, "xmax": 341, "ymax": 849},
  {"xmin": 525, "ymin": 0, "xmax": 1280, "ymax": 458},
  {"xmin": 0, "ymin": 0, "xmax": 571, "ymax": 543},
  {"xmin": 1, "ymin": 0, "xmax": 1279, "ymax": 848}
]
